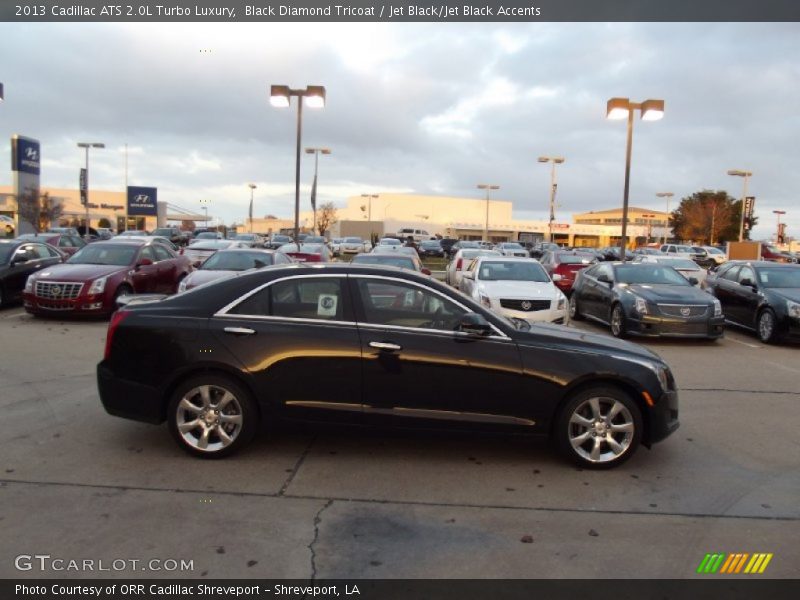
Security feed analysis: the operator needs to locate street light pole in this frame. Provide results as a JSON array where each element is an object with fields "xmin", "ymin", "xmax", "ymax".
[
  {"xmin": 477, "ymin": 184, "xmax": 499, "ymax": 243},
  {"xmin": 538, "ymin": 156, "xmax": 565, "ymax": 243},
  {"xmin": 248, "ymin": 183, "xmax": 257, "ymax": 233},
  {"xmin": 306, "ymin": 147, "xmax": 331, "ymax": 234},
  {"xmin": 200, "ymin": 199, "xmax": 210, "ymax": 229},
  {"xmin": 270, "ymin": 85, "xmax": 326, "ymax": 243},
  {"xmin": 655, "ymin": 192, "xmax": 674, "ymax": 245},
  {"xmin": 607, "ymin": 98, "xmax": 665, "ymax": 260},
  {"xmin": 773, "ymin": 210, "xmax": 786, "ymax": 243},
  {"xmin": 361, "ymin": 194, "xmax": 379, "ymax": 243},
  {"xmin": 727, "ymin": 169, "xmax": 752, "ymax": 242},
  {"xmin": 77, "ymin": 142, "xmax": 105, "ymax": 240}
]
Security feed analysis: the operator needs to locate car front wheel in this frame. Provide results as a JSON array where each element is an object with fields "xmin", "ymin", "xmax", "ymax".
[
  {"xmin": 555, "ymin": 386, "xmax": 642, "ymax": 469},
  {"xmin": 568, "ymin": 294, "xmax": 583, "ymax": 320},
  {"xmin": 610, "ymin": 304, "xmax": 627, "ymax": 338},
  {"xmin": 757, "ymin": 308, "xmax": 779, "ymax": 344},
  {"xmin": 167, "ymin": 375, "xmax": 258, "ymax": 458}
]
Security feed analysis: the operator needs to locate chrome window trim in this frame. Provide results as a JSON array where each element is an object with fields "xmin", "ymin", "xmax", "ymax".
[{"xmin": 215, "ymin": 272, "xmax": 348, "ymax": 318}]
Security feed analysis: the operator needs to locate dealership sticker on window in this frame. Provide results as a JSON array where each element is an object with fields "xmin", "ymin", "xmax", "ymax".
[{"xmin": 317, "ymin": 294, "xmax": 338, "ymax": 317}]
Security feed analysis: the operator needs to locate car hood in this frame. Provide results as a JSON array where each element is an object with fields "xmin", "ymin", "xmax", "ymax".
[
  {"xmin": 34, "ymin": 263, "xmax": 127, "ymax": 281},
  {"xmin": 624, "ymin": 284, "xmax": 713, "ymax": 304},
  {"xmin": 519, "ymin": 322, "xmax": 663, "ymax": 362},
  {"xmin": 479, "ymin": 280, "xmax": 558, "ymax": 299},
  {"xmin": 184, "ymin": 270, "xmax": 237, "ymax": 289},
  {"xmin": 769, "ymin": 288, "xmax": 800, "ymax": 303}
]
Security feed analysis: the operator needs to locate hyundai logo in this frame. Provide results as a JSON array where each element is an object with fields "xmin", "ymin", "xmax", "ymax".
[
  {"xmin": 25, "ymin": 147, "xmax": 39, "ymax": 161},
  {"xmin": 134, "ymin": 194, "xmax": 150, "ymax": 203}
]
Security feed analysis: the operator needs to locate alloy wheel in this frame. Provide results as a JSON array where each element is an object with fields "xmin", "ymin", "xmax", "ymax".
[
  {"xmin": 175, "ymin": 384, "xmax": 244, "ymax": 453},
  {"xmin": 758, "ymin": 310, "xmax": 777, "ymax": 344},
  {"xmin": 567, "ymin": 396, "xmax": 636, "ymax": 465},
  {"xmin": 610, "ymin": 305, "xmax": 625, "ymax": 338}
]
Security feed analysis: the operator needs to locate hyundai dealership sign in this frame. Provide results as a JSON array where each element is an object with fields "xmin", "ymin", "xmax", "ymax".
[
  {"xmin": 127, "ymin": 186, "xmax": 157, "ymax": 216},
  {"xmin": 12, "ymin": 136, "xmax": 41, "ymax": 176},
  {"xmin": 11, "ymin": 135, "xmax": 41, "ymax": 235}
]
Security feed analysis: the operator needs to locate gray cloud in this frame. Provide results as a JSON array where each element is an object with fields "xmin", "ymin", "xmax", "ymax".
[{"xmin": 1, "ymin": 22, "xmax": 798, "ymax": 239}]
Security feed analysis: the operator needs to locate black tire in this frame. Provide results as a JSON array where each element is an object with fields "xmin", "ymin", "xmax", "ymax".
[
  {"xmin": 112, "ymin": 285, "xmax": 132, "ymax": 310},
  {"xmin": 610, "ymin": 304, "xmax": 627, "ymax": 338},
  {"xmin": 554, "ymin": 385, "xmax": 642, "ymax": 469},
  {"xmin": 568, "ymin": 294, "xmax": 583, "ymax": 321},
  {"xmin": 757, "ymin": 308, "xmax": 779, "ymax": 344},
  {"xmin": 167, "ymin": 374, "xmax": 258, "ymax": 458}
]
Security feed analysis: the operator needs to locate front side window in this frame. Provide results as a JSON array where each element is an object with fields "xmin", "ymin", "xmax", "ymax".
[
  {"xmin": 230, "ymin": 277, "xmax": 345, "ymax": 321},
  {"xmin": 357, "ymin": 278, "xmax": 466, "ymax": 331}
]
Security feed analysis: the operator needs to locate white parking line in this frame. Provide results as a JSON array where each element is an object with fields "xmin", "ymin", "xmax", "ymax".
[
  {"xmin": 726, "ymin": 337, "xmax": 762, "ymax": 349},
  {"xmin": 0, "ymin": 309, "xmax": 26, "ymax": 320}
]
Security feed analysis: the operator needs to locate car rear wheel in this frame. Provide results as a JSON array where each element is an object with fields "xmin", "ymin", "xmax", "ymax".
[
  {"xmin": 610, "ymin": 304, "xmax": 627, "ymax": 338},
  {"xmin": 568, "ymin": 294, "xmax": 583, "ymax": 320},
  {"xmin": 555, "ymin": 386, "xmax": 642, "ymax": 469},
  {"xmin": 168, "ymin": 375, "xmax": 258, "ymax": 458},
  {"xmin": 757, "ymin": 308, "xmax": 779, "ymax": 344}
]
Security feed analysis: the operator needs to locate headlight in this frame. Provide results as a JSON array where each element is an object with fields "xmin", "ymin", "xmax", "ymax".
[
  {"xmin": 24, "ymin": 277, "xmax": 34, "ymax": 293},
  {"xmin": 713, "ymin": 298, "xmax": 722, "ymax": 317},
  {"xmin": 634, "ymin": 296, "xmax": 648, "ymax": 315},
  {"xmin": 788, "ymin": 299, "xmax": 800, "ymax": 319},
  {"xmin": 88, "ymin": 276, "xmax": 107, "ymax": 295},
  {"xmin": 556, "ymin": 293, "xmax": 566, "ymax": 311},
  {"xmin": 479, "ymin": 294, "xmax": 492, "ymax": 308}
]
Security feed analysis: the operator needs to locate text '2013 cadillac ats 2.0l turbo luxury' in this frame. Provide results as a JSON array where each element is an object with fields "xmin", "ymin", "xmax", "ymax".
[{"xmin": 98, "ymin": 264, "xmax": 679, "ymax": 469}]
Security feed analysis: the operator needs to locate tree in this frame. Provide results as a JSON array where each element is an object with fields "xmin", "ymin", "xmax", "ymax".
[
  {"xmin": 98, "ymin": 217, "xmax": 112, "ymax": 228},
  {"xmin": 315, "ymin": 202, "xmax": 338, "ymax": 236},
  {"xmin": 17, "ymin": 190, "xmax": 64, "ymax": 233},
  {"xmin": 670, "ymin": 190, "xmax": 756, "ymax": 244}
]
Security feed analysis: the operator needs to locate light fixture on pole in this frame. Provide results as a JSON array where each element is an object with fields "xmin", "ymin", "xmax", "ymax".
[
  {"xmin": 361, "ymin": 194, "xmax": 379, "ymax": 242},
  {"xmin": 0, "ymin": 82, "xmax": 4, "ymax": 102},
  {"xmin": 606, "ymin": 97, "xmax": 665, "ymax": 260},
  {"xmin": 727, "ymin": 169, "xmax": 752, "ymax": 242},
  {"xmin": 200, "ymin": 199, "xmax": 210, "ymax": 229},
  {"xmin": 773, "ymin": 210, "xmax": 786, "ymax": 243},
  {"xmin": 477, "ymin": 184, "xmax": 500, "ymax": 242},
  {"xmin": 656, "ymin": 192, "xmax": 674, "ymax": 245},
  {"xmin": 538, "ymin": 156, "xmax": 565, "ymax": 243},
  {"xmin": 247, "ymin": 184, "xmax": 257, "ymax": 233},
  {"xmin": 306, "ymin": 147, "xmax": 331, "ymax": 234},
  {"xmin": 77, "ymin": 142, "xmax": 105, "ymax": 240},
  {"xmin": 270, "ymin": 84, "xmax": 326, "ymax": 242}
]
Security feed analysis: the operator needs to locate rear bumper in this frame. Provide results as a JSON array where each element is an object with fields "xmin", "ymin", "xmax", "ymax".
[{"xmin": 97, "ymin": 362, "xmax": 164, "ymax": 424}]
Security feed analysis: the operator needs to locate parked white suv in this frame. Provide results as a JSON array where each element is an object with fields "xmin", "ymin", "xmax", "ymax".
[{"xmin": 396, "ymin": 228, "xmax": 434, "ymax": 242}]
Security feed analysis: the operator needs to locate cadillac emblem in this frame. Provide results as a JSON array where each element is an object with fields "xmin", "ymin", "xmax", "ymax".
[
  {"xmin": 521, "ymin": 300, "xmax": 532, "ymax": 311},
  {"xmin": 680, "ymin": 307, "xmax": 691, "ymax": 317},
  {"xmin": 50, "ymin": 286, "xmax": 62, "ymax": 298}
]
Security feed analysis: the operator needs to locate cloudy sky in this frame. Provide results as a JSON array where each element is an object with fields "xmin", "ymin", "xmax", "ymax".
[{"xmin": 1, "ymin": 22, "xmax": 798, "ymax": 239}]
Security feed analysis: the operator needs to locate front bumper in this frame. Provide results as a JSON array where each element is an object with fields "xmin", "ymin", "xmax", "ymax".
[
  {"xmin": 626, "ymin": 313, "xmax": 725, "ymax": 338},
  {"xmin": 647, "ymin": 389, "xmax": 680, "ymax": 445},
  {"xmin": 24, "ymin": 292, "xmax": 111, "ymax": 315},
  {"xmin": 498, "ymin": 305, "xmax": 567, "ymax": 324}
]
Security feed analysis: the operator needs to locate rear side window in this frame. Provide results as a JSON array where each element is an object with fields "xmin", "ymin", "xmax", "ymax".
[{"xmin": 230, "ymin": 277, "xmax": 345, "ymax": 321}]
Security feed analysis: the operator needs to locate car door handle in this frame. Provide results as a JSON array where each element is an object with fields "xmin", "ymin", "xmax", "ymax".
[
  {"xmin": 224, "ymin": 327, "xmax": 256, "ymax": 336},
  {"xmin": 369, "ymin": 341, "xmax": 402, "ymax": 352}
]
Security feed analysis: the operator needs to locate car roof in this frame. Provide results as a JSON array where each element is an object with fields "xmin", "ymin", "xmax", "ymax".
[{"xmin": 725, "ymin": 260, "xmax": 798, "ymax": 268}]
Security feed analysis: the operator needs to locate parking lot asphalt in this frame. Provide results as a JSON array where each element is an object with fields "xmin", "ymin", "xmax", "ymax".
[{"xmin": 0, "ymin": 306, "xmax": 798, "ymax": 579}]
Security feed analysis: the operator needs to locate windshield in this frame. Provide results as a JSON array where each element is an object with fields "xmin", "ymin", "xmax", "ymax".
[
  {"xmin": 235, "ymin": 234, "xmax": 255, "ymax": 240},
  {"xmin": 344, "ymin": 237, "xmax": 363, "ymax": 243},
  {"xmin": 656, "ymin": 259, "xmax": 698, "ymax": 269},
  {"xmin": 352, "ymin": 255, "xmax": 416, "ymax": 269},
  {"xmin": 67, "ymin": 244, "xmax": 138, "ymax": 266},
  {"xmin": 152, "ymin": 229, "xmax": 173, "ymax": 236},
  {"xmin": 556, "ymin": 254, "xmax": 595, "ymax": 264},
  {"xmin": 459, "ymin": 241, "xmax": 481, "ymax": 249},
  {"xmin": 478, "ymin": 261, "xmax": 550, "ymax": 282},
  {"xmin": 502, "ymin": 243, "xmax": 523, "ymax": 249},
  {"xmin": 756, "ymin": 267, "xmax": 800, "ymax": 288},
  {"xmin": 190, "ymin": 241, "xmax": 232, "ymax": 250},
  {"xmin": 615, "ymin": 265, "xmax": 691, "ymax": 286},
  {"xmin": 421, "ymin": 241, "xmax": 441, "ymax": 248},
  {"xmin": 201, "ymin": 251, "xmax": 273, "ymax": 271}
]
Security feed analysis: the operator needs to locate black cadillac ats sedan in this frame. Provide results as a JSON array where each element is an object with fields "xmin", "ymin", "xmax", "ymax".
[{"xmin": 98, "ymin": 264, "xmax": 679, "ymax": 469}]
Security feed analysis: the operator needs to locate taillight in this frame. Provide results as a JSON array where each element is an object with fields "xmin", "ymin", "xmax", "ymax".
[
  {"xmin": 104, "ymin": 310, "xmax": 130, "ymax": 360},
  {"xmin": 456, "ymin": 258, "xmax": 463, "ymax": 269}
]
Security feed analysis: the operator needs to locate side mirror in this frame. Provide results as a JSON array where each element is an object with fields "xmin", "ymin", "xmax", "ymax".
[
  {"xmin": 740, "ymin": 278, "xmax": 756, "ymax": 288},
  {"xmin": 597, "ymin": 273, "xmax": 612, "ymax": 285},
  {"xmin": 421, "ymin": 267, "xmax": 432, "ymax": 276},
  {"xmin": 552, "ymin": 273, "xmax": 563, "ymax": 282},
  {"xmin": 136, "ymin": 257, "xmax": 154, "ymax": 268},
  {"xmin": 458, "ymin": 312, "xmax": 492, "ymax": 337},
  {"xmin": 462, "ymin": 271, "xmax": 475, "ymax": 280},
  {"xmin": 11, "ymin": 256, "xmax": 29, "ymax": 266},
  {"xmin": 688, "ymin": 277, "xmax": 699, "ymax": 286}
]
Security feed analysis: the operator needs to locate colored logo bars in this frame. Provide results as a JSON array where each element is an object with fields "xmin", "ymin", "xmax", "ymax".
[{"xmin": 697, "ymin": 552, "xmax": 773, "ymax": 574}]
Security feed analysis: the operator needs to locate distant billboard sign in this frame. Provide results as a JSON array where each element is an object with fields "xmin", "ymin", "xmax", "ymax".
[{"xmin": 127, "ymin": 186, "xmax": 157, "ymax": 216}]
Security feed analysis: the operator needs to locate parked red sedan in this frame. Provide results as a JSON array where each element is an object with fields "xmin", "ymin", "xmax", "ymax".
[
  {"xmin": 23, "ymin": 239, "xmax": 192, "ymax": 316},
  {"xmin": 17, "ymin": 232, "xmax": 87, "ymax": 256},
  {"xmin": 538, "ymin": 250, "xmax": 597, "ymax": 294},
  {"xmin": 278, "ymin": 242, "xmax": 332, "ymax": 262}
]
